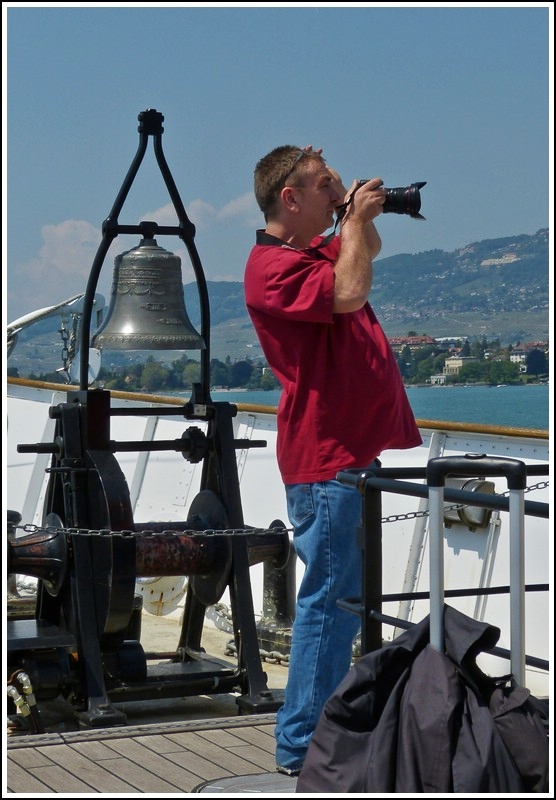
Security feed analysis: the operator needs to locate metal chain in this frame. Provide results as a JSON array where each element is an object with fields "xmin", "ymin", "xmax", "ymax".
[
  {"xmin": 14, "ymin": 523, "xmax": 292, "ymax": 538},
  {"xmin": 209, "ymin": 601, "xmax": 292, "ymax": 666},
  {"xmin": 13, "ymin": 480, "xmax": 547, "ymax": 538},
  {"xmin": 67, "ymin": 313, "xmax": 79, "ymax": 363},
  {"xmin": 58, "ymin": 320, "xmax": 70, "ymax": 379},
  {"xmin": 382, "ymin": 480, "xmax": 548, "ymax": 524},
  {"xmin": 57, "ymin": 312, "xmax": 80, "ymax": 382},
  {"xmin": 224, "ymin": 637, "xmax": 291, "ymax": 667}
]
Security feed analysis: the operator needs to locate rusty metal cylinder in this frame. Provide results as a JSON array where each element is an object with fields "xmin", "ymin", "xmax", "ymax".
[{"xmin": 134, "ymin": 531, "xmax": 228, "ymax": 577}]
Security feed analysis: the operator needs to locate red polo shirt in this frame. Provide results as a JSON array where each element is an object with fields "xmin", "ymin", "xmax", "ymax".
[{"xmin": 244, "ymin": 232, "xmax": 422, "ymax": 483}]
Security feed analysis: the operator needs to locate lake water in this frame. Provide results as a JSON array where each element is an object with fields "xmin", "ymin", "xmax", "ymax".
[{"xmin": 210, "ymin": 383, "xmax": 550, "ymax": 431}]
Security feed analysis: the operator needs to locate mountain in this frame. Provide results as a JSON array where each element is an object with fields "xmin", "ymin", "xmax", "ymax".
[
  {"xmin": 8, "ymin": 229, "xmax": 549, "ymax": 374},
  {"xmin": 188, "ymin": 228, "xmax": 549, "ymax": 357}
]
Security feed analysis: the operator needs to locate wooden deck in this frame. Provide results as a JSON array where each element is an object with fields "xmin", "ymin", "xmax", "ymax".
[{"xmin": 6, "ymin": 712, "xmax": 300, "ymax": 794}]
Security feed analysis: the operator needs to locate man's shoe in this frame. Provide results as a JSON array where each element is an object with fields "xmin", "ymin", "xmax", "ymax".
[{"xmin": 276, "ymin": 765, "xmax": 301, "ymax": 777}]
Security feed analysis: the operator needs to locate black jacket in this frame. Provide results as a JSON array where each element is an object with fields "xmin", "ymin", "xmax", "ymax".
[{"xmin": 296, "ymin": 605, "xmax": 548, "ymax": 793}]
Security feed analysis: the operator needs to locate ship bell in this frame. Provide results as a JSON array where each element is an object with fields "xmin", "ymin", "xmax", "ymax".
[{"xmin": 92, "ymin": 237, "xmax": 205, "ymax": 350}]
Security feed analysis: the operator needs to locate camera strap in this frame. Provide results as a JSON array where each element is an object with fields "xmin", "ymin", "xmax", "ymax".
[
  {"xmin": 335, "ymin": 189, "xmax": 357, "ymax": 223},
  {"xmin": 256, "ymin": 229, "xmax": 337, "ymax": 254}
]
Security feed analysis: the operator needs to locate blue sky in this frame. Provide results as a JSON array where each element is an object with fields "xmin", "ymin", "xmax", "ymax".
[{"xmin": 4, "ymin": 3, "xmax": 552, "ymax": 324}]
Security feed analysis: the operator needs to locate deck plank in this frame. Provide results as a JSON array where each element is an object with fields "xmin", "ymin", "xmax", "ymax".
[
  {"xmin": 71, "ymin": 738, "xmax": 202, "ymax": 790},
  {"xmin": 32, "ymin": 742, "xmax": 146, "ymax": 792},
  {"xmin": 102, "ymin": 737, "xmax": 210, "ymax": 791},
  {"xmin": 5, "ymin": 771, "xmax": 53, "ymax": 794},
  {"xmin": 14, "ymin": 763, "xmax": 109, "ymax": 794},
  {"xmin": 163, "ymin": 730, "xmax": 264, "ymax": 776},
  {"xmin": 228, "ymin": 724, "xmax": 276, "ymax": 753},
  {"xmin": 86, "ymin": 755, "xmax": 185, "ymax": 793},
  {"xmin": 7, "ymin": 747, "xmax": 56, "ymax": 768},
  {"xmin": 194, "ymin": 728, "xmax": 277, "ymax": 771},
  {"xmin": 127, "ymin": 731, "xmax": 190, "ymax": 755},
  {"xmin": 162, "ymin": 750, "xmax": 234, "ymax": 784}
]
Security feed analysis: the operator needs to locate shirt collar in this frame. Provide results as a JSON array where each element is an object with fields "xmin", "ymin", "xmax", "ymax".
[
  {"xmin": 255, "ymin": 229, "xmax": 335, "ymax": 251},
  {"xmin": 256, "ymin": 230, "xmax": 298, "ymax": 249}
]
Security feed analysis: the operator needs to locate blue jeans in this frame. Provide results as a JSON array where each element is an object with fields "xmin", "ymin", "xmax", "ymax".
[{"xmin": 275, "ymin": 479, "xmax": 362, "ymax": 772}]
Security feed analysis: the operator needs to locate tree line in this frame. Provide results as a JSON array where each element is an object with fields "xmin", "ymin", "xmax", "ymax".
[{"xmin": 11, "ymin": 336, "xmax": 548, "ymax": 393}]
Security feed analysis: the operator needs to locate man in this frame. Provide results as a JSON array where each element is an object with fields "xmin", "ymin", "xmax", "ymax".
[{"xmin": 244, "ymin": 145, "xmax": 422, "ymax": 775}]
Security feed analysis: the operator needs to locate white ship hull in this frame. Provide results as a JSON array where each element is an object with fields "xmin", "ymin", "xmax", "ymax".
[{"xmin": 7, "ymin": 376, "xmax": 550, "ymax": 698}]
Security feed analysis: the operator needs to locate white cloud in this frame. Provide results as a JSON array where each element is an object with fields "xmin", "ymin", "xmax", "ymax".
[
  {"xmin": 143, "ymin": 192, "xmax": 261, "ymax": 231},
  {"xmin": 39, "ymin": 220, "xmax": 101, "ymax": 275},
  {"xmin": 219, "ymin": 193, "xmax": 262, "ymax": 227},
  {"xmin": 187, "ymin": 199, "xmax": 218, "ymax": 229},
  {"xmin": 7, "ymin": 192, "xmax": 261, "ymax": 321},
  {"xmin": 7, "ymin": 219, "xmax": 109, "ymax": 321}
]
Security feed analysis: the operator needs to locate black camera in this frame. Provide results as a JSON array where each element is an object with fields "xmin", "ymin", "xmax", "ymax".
[{"xmin": 357, "ymin": 180, "xmax": 426, "ymax": 219}]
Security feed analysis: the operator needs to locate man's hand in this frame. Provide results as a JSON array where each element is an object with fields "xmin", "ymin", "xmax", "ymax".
[{"xmin": 341, "ymin": 177, "xmax": 385, "ymax": 223}]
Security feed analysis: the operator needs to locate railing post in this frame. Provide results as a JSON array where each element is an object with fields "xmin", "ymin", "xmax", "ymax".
[{"xmin": 359, "ymin": 480, "xmax": 383, "ymax": 654}]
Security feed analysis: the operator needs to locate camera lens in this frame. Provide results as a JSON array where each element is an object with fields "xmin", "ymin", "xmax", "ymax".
[
  {"xmin": 355, "ymin": 180, "xmax": 426, "ymax": 219},
  {"xmin": 383, "ymin": 182, "xmax": 426, "ymax": 218}
]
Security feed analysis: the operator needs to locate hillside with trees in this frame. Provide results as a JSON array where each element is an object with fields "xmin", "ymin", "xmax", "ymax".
[{"xmin": 187, "ymin": 227, "xmax": 549, "ymax": 351}]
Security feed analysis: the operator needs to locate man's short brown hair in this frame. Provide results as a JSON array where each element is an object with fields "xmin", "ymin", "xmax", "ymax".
[{"xmin": 254, "ymin": 145, "xmax": 325, "ymax": 221}]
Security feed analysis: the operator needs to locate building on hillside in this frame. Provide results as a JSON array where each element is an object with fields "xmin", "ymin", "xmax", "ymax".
[
  {"xmin": 508, "ymin": 341, "xmax": 549, "ymax": 373},
  {"xmin": 434, "ymin": 337, "xmax": 469, "ymax": 346},
  {"xmin": 509, "ymin": 348, "xmax": 527, "ymax": 372},
  {"xmin": 388, "ymin": 335, "xmax": 437, "ymax": 353},
  {"xmin": 442, "ymin": 356, "xmax": 479, "ymax": 377}
]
